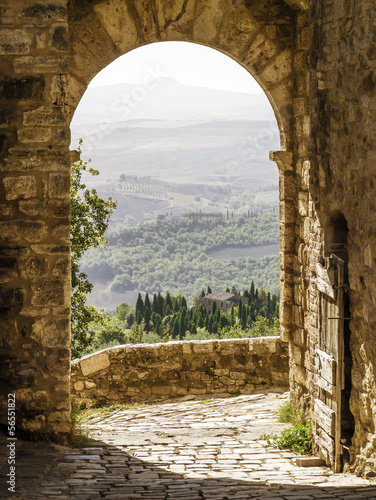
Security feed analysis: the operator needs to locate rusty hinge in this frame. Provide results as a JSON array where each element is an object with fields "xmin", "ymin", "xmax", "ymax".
[
  {"xmin": 328, "ymin": 313, "xmax": 352, "ymax": 320},
  {"xmin": 332, "ymin": 283, "xmax": 350, "ymax": 292}
]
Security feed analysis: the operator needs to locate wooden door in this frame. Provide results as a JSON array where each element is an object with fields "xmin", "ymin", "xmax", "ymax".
[{"xmin": 314, "ymin": 254, "xmax": 345, "ymax": 472}]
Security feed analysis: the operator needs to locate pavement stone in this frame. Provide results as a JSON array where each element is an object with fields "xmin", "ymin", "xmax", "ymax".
[{"xmin": 2, "ymin": 391, "xmax": 376, "ymax": 499}]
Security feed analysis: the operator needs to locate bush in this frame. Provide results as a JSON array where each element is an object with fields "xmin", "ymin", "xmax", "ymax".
[
  {"xmin": 277, "ymin": 401, "xmax": 301, "ymax": 425},
  {"xmin": 261, "ymin": 421, "xmax": 312, "ymax": 455}
]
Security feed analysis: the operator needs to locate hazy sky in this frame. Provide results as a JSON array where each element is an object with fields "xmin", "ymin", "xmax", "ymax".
[{"xmin": 89, "ymin": 41, "xmax": 263, "ymax": 94}]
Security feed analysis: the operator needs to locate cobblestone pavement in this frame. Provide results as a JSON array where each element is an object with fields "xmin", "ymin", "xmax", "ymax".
[{"xmin": 10, "ymin": 391, "xmax": 376, "ymax": 499}]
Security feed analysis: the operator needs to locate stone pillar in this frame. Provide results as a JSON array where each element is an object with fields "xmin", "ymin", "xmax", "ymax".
[
  {"xmin": 270, "ymin": 150, "xmax": 297, "ymax": 343},
  {"xmin": 0, "ymin": 1, "xmax": 71, "ymax": 441}
]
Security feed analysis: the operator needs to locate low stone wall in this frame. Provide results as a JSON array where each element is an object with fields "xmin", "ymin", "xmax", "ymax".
[{"xmin": 71, "ymin": 337, "xmax": 289, "ymax": 408}]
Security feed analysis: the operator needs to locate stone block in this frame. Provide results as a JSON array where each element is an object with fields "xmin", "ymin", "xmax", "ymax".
[
  {"xmin": 0, "ymin": 76, "xmax": 44, "ymax": 100},
  {"xmin": 19, "ymin": 199, "xmax": 70, "ymax": 218},
  {"xmin": 31, "ymin": 279, "xmax": 68, "ymax": 307},
  {"xmin": 51, "ymin": 24, "xmax": 68, "ymax": 51},
  {"xmin": 0, "ymin": 220, "xmax": 47, "ymax": 243},
  {"xmin": 52, "ymin": 224, "xmax": 70, "ymax": 241},
  {"xmin": 192, "ymin": 342, "xmax": 214, "ymax": 354},
  {"xmin": 52, "ymin": 258, "xmax": 69, "ymax": 277},
  {"xmin": 14, "ymin": 56, "xmax": 69, "ymax": 74},
  {"xmin": 2, "ymin": 175, "xmax": 37, "ymax": 200},
  {"xmin": 80, "ymin": 352, "xmax": 110, "ymax": 376},
  {"xmin": 30, "ymin": 317, "xmax": 70, "ymax": 348},
  {"xmin": 18, "ymin": 127, "xmax": 52, "ymax": 143},
  {"xmin": 19, "ymin": 256, "xmax": 48, "ymax": 278},
  {"xmin": 23, "ymin": 106, "xmax": 68, "ymax": 126},
  {"xmin": 31, "ymin": 244, "xmax": 69, "ymax": 255},
  {"xmin": 48, "ymin": 173, "xmax": 70, "ymax": 199},
  {"xmin": 22, "ymin": 4, "xmax": 67, "ymax": 20},
  {"xmin": 260, "ymin": 49, "xmax": 292, "ymax": 87},
  {"xmin": 243, "ymin": 32, "xmax": 278, "ymax": 72},
  {"xmin": 94, "ymin": 0, "xmax": 138, "ymax": 53},
  {"xmin": 0, "ymin": 29, "xmax": 31, "ymax": 54}
]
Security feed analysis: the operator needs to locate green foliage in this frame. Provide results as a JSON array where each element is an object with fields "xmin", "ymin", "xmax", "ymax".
[
  {"xmin": 115, "ymin": 302, "xmax": 132, "ymax": 321},
  {"xmin": 94, "ymin": 324, "xmax": 128, "ymax": 348},
  {"xmin": 70, "ymin": 141, "xmax": 117, "ymax": 358},
  {"xmin": 129, "ymin": 321, "xmax": 145, "ymax": 344},
  {"xmin": 274, "ymin": 423, "xmax": 312, "ymax": 454},
  {"xmin": 80, "ymin": 211, "xmax": 280, "ymax": 301},
  {"xmin": 277, "ymin": 401, "xmax": 301, "ymax": 425}
]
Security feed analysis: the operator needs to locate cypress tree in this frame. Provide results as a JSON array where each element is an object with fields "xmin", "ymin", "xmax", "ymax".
[
  {"xmin": 152, "ymin": 293, "xmax": 159, "ymax": 314},
  {"xmin": 250, "ymin": 281, "xmax": 255, "ymax": 301},
  {"xmin": 207, "ymin": 286, "xmax": 212, "ymax": 294},
  {"xmin": 135, "ymin": 293, "xmax": 144, "ymax": 324},
  {"xmin": 238, "ymin": 298, "xmax": 242, "ymax": 319},
  {"xmin": 157, "ymin": 292, "xmax": 164, "ymax": 317},
  {"xmin": 212, "ymin": 300, "xmax": 217, "ymax": 315}
]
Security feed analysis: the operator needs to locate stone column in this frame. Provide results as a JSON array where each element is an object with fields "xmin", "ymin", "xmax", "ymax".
[
  {"xmin": 0, "ymin": 1, "xmax": 71, "ymax": 441},
  {"xmin": 270, "ymin": 150, "xmax": 297, "ymax": 343}
]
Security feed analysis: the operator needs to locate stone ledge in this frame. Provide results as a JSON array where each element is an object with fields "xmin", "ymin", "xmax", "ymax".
[{"xmin": 71, "ymin": 337, "xmax": 289, "ymax": 408}]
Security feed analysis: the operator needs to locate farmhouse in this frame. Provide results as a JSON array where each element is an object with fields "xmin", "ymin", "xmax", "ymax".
[{"xmin": 196, "ymin": 290, "xmax": 249, "ymax": 313}]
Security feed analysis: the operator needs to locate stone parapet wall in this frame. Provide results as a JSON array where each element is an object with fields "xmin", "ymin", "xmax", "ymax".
[{"xmin": 70, "ymin": 337, "xmax": 289, "ymax": 407}]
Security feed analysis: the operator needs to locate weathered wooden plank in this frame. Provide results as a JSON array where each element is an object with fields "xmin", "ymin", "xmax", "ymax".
[
  {"xmin": 314, "ymin": 398, "xmax": 335, "ymax": 437},
  {"xmin": 315, "ymin": 349, "xmax": 336, "ymax": 385},
  {"xmin": 317, "ymin": 375, "xmax": 334, "ymax": 395},
  {"xmin": 316, "ymin": 428, "xmax": 335, "ymax": 462},
  {"xmin": 316, "ymin": 275, "xmax": 335, "ymax": 299}
]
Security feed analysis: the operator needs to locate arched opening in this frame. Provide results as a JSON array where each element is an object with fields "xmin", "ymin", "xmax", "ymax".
[{"xmin": 69, "ymin": 41, "xmax": 281, "ymax": 353}]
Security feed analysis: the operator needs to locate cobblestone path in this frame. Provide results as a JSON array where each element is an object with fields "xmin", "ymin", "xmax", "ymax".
[{"xmin": 13, "ymin": 392, "xmax": 376, "ymax": 499}]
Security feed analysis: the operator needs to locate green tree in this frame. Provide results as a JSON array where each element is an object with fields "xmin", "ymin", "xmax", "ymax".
[
  {"xmin": 115, "ymin": 302, "xmax": 132, "ymax": 321},
  {"xmin": 70, "ymin": 141, "xmax": 117, "ymax": 358}
]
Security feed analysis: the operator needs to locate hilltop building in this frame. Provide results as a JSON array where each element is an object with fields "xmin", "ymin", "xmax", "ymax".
[{"xmin": 196, "ymin": 289, "xmax": 250, "ymax": 313}]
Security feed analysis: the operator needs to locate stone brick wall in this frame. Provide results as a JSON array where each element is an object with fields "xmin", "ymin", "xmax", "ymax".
[
  {"xmin": 70, "ymin": 338, "xmax": 289, "ymax": 408},
  {"xmin": 302, "ymin": 0, "xmax": 376, "ymax": 477},
  {"xmin": 1, "ymin": 0, "xmax": 300, "ymax": 442},
  {"xmin": 0, "ymin": 0, "xmax": 71, "ymax": 441}
]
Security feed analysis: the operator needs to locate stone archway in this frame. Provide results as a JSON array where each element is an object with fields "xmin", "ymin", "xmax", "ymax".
[{"xmin": 0, "ymin": 0, "xmax": 310, "ymax": 442}]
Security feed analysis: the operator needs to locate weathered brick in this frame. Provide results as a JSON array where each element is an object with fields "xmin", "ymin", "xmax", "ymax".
[
  {"xmin": 19, "ymin": 257, "xmax": 48, "ymax": 279},
  {"xmin": 0, "ymin": 76, "xmax": 45, "ymax": 100},
  {"xmin": 19, "ymin": 199, "xmax": 69, "ymax": 218},
  {"xmin": 14, "ymin": 56, "xmax": 69, "ymax": 74},
  {"xmin": 0, "ymin": 29, "xmax": 31, "ymax": 54},
  {"xmin": 48, "ymin": 173, "xmax": 70, "ymax": 199},
  {"xmin": 52, "ymin": 258, "xmax": 69, "ymax": 277},
  {"xmin": 30, "ymin": 317, "xmax": 70, "ymax": 348},
  {"xmin": 18, "ymin": 127, "xmax": 52, "ymax": 143},
  {"xmin": 2, "ymin": 175, "xmax": 37, "ymax": 200},
  {"xmin": 51, "ymin": 24, "xmax": 68, "ymax": 51},
  {"xmin": 4, "ymin": 147, "xmax": 70, "ymax": 171},
  {"xmin": 0, "ymin": 220, "xmax": 47, "ymax": 243},
  {"xmin": 23, "ymin": 106, "xmax": 67, "ymax": 126},
  {"xmin": 22, "ymin": 4, "xmax": 67, "ymax": 21},
  {"xmin": 31, "ymin": 279, "xmax": 68, "ymax": 307}
]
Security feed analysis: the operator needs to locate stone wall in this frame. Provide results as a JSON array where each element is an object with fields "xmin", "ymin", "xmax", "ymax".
[
  {"xmin": 70, "ymin": 338, "xmax": 289, "ymax": 407},
  {"xmin": 0, "ymin": 0, "xmax": 72, "ymax": 441},
  {"xmin": 0, "ymin": 0, "xmax": 300, "ymax": 442},
  {"xmin": 297, "ymin": 0, "xmax": 376, "ymax": 478}
]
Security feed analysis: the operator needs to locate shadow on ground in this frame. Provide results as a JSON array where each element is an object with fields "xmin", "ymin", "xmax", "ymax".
[{"xmin": 3, "ymin": 435, "xmax": 375, "ymax": 500}]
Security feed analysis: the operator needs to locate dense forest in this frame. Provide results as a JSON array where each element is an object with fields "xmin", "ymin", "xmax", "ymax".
[
  {"xmin": 81, "ymin": 210, "xmax": 280, "ymax": 301},
  {"xmin": 79, "ymin": 283, "xmax": 280, "ymax": 358}
]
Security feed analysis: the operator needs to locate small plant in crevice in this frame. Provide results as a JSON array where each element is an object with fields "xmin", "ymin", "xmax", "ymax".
[
  {"xmin": 276, "ymin": 400, "xmax": 302, "ymax": 426},
  {"xmin": 69, "ymin": 402, "xmax": 92, "ymax": 447},
  {"xmin": 261, "ymin": 421, "xmax": 312, "ymax": 455}
]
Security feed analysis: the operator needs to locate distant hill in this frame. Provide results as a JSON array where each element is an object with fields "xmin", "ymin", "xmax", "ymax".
[
  {"xmin": 72, "ymin": 77, "xmax": 277, "ymax": 124},
  {"xmin": 70, "ymin": 78, "xmax": 280, "ymax": 224}
]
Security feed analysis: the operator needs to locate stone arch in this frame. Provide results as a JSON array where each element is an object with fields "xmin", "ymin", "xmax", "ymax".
[
  {"xmin": 67, "ymin": 0, "xmax": 295, "ymax": 149},
  {"xmin": 0, "ymin": 0, "xmax": 309, "ymax": 442}
]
